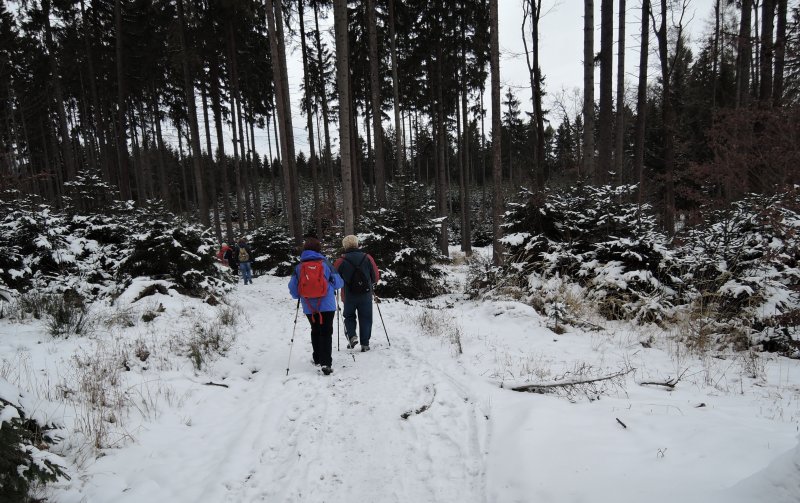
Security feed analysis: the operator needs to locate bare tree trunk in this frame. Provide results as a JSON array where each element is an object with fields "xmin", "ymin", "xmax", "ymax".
[
  {"xmin": 178, "ymin": 0, "xmax": 209, "ymax": 226},
  {"xmin": 210, "ymin": 56, "xmax": 234, "ymax": 241},
  {"xmin": 266, "ymin": 0, "xmax": 303, "ymax": 242},
  {"xmin": 759, "ymin": 0, "xmax": 775, "ymax": 103},
  {"xmin": 614, "ymin": 0, "xmax": 626, "ymax": 182},
  {"xmin": 274, "ymin": 3, "xmax": 303, "ymax": 240},
  {"xmin": 333, "ymin": 0, "xmax": 355, "ymax": 234},
  {"xmin": 299, "ymin": 0, "xmax": 322, "ymax": 238},
  {"xmin": 367, "ymin": 0, "xmax": 387, "ymax": 206},
  {"xmin": 114, "ymin": 0, "xmax": 131, "ymax": 200},
  {"xmin": 737, "ymin": 0, "xmax": 753, "ymax": 107},
  {"xmin": 388, "ymin": 0, "xmax": 404, "ymax": 179},
  {"xmin": 201, "ymin": 84, "xmax": 222, "ymax": 242},
  {"xmin": 598, "ymin": 0, "xmax": 614, "ymax": 185},
  {"xmin": 653, "ymin": 0, "xmax": 675, "ymax": 234},
  {"xmin": 712, "ymin": 0, "xmax": 721, "ymax": 107},
  {"xmin": 313, "ymin": 1, "xmax": 336, "ymax": 220},
  {"xmin": 42, "ymin": 0, "xmax": 76, "ymax": 188},
  {"xmin": 583, "ymin": 0, "xmax": 595, "ymax": 179},
  {"xmin": 773, "ymin": 0, "xmax": 787, "ymax": 105},
  {"xmin": 490, "ymin": 0, "xmax": 504, "ymax": 265},
  {"xmin": 460, "ymin": 1, "xmax": 472, "ymax": 256},
  {"xmin": 634, "ymin": 0, "xmax": 650, "ymax": 203}
]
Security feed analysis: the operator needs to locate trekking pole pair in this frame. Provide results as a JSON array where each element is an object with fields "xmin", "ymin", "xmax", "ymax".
[
  {"xmin": 373, "ymin": 292, "xmax": 391, "ymax": 347},
  {"xmin": 286, "ymin": 299, "xmax": 300, "ymax": 376}
]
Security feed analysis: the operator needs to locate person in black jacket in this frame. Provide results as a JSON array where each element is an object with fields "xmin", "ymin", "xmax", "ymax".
[{"xmin": 334, "ymin": 235, "xmax": 380, "ymax": 352}]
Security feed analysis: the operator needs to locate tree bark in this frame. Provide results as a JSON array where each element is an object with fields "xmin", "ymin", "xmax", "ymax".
[
  {"xmin": 759, "ymin": 0, "xmax": 775, "ymax": 104},
  {"xmin": 178, "ymin": 0, "xmax": 209, "ymax": 226},
  {"xmin": 333, "ymin": 0, "xmax": 355, "ymax": 234},
  {"xmin": 114, "ymin": 0, "xmax": 131, "ymax": 200},
  {"xmin": 654, "ymin": 0, "xmax": 675, "ymax": 234},
  {"xmin": 313, "ymin": 1, "xmax": 336, "ymax": 220},
  {"xmin": 210, "ymin": 55, "xmax": 234, "ymax": 241},
  {"xmin": 367, "ymin": 0, "xmax": 387, "ymax": 206},
  {"xmin": 490, "ymin": 0, "xmax": 504, "ymax": 265},
  {"xmin": 299, "ymin": 0, "xmax": 322, "ymax": 237},
  {"xmin": 737, "ymin": 0, "xmax": 753, "ymax": 107},
  {"xmin": 634, "ymin": 0, "xmax": 650, "ymax": 204},
  {"xmin": 614, "ymin": 0, "xmax": 626, "ymax": 182},
  {"xmin": 773, "ymin": 0, "xmax": 787, "ymax": 105},
  {"xmin": 388, "ymin": 0, "xmax": 404, "ymax": 179},
  {"xmin": 598, "ymin": 0, "xmax": 614, "ymax": 185},
  {"xmin": 266, "ymin": 0, "xmax": 303, "ymax": 242},
  {"xmin": 583, "ymin": 0, "xmax": 595, "ymax": 179}
]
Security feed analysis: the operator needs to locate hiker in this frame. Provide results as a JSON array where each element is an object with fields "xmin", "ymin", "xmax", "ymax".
[
  {"xmin": 222, "ymin": 242, "xmax": 238, "ymax": 276},
  {"xmin": 216, "ymin": 243, "xmax": 232, "ymax": 266},
  {"xmin": 334, "ymin": 235, "xmax": 380, "ymax": 352},
  {"xmin": 288, "ymin": 237, "xmax": 343, "ymax": 375},
  {"xmin": 236, "ymin": 237, "xmax": 253, "ymax": 285}
]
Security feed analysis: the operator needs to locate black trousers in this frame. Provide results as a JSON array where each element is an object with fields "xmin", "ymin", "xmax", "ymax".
[{"xmin": 306, "ymin": 311, "xmax": 335, "ymax": 367}]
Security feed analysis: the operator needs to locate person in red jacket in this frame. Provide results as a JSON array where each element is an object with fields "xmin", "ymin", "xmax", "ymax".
[{"xmin": 334, "ymin": 235, "xmax": 380, "ymax": 352}]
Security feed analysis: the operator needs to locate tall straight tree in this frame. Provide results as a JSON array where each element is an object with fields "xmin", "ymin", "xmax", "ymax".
[
  {"xmin": 523, "ymin": 0, "xmax": 546, "ymax": 188},
  {"xmin": 114, "ymin": 0, "xmax": 131, "ymax": 200},
  {"xmin": 388, "ymin": 0, "xmax": 403, "ymax": 179},
  {"xmin": 333, "ymin": 0, "xmax": 355, "ymax": 234},
  {"xmin": 759, "ymin": 0, "xmax": 775, "ymax": 103},
  {"xmin": 652, "ymin": 0, "xmax": 677, "ymax": 233},
  {"xmin": 177, "ymin": 0, "xmax": 209, "ymax": 226},
  {"xmin": 597, "ymin": 0, "xmax": 614, "ymax": 184},
  {"xmin": 634, "ymin": 0, "xmax": 650, "ymax": 202},
  {"xmin": 266, "ymin": 0, "xmax": 302, "ymax": 242},
  {"xmin": 614, "ymin": 0, "xmax": 625, "ymax": 180},
  {"xmin": 583, "ymin": 0, "xmax": 595, "ymax": 178},
  {"xmin": 736, "ymin": 0, "xmax": 753, "ymax": 107},
  {"xmin": 773, "ymin": 0, "xmax": 787, "ymax": 105},
  {"xmin": 367, "ymin": 0, "xmax": 387, "ymax": 206},
  {"xmin": 490, "ymin": 0, "xmax": 503, "ymax": 265},
  {"xmin": 298, "ymin": 0, "xmax": 322, "ymax": 239}
]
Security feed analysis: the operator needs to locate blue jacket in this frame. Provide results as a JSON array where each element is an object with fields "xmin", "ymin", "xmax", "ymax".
[{"xmin": 288, "ymin": 250, "xmax": 343, "ymax": 314}]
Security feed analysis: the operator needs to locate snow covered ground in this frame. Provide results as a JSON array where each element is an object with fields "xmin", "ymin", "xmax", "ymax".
[{"xmin": 2, "ymin": 252, "xmax": 799, "ymax": 502}]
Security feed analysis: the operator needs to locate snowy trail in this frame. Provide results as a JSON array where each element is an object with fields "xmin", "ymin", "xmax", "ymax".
[
  {"xmin": 67, "ymin": 274, "xmax": 490, "ymax": 503},
  {"xmin": 39, "ymin": 270, "xmax": 800, "ymax": 503}
]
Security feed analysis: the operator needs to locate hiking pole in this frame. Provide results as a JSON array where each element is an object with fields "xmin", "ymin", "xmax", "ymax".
[
  {"xmin": 373, "ymin": 293, "xmax": 391, "ymax": 347},
  {"xmin": 286, "ymin": 299, "xmax": 300, "ymax": 376},
  {"xmin": 336, "ymin": 291, "xmax": 341, "ymax": 351}
]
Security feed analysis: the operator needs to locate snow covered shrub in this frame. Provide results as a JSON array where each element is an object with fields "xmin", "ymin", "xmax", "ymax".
[
  {"xmin": 0, "ymin": 382, "xmax": 67, "ymax": 502},
  {"xmin": 358, "ymin": 179, "xmax": 446, "ymax": 299},
  {"xmin": 500, "ymin": 185, "xmax": 681, "ymax": 324},
  {"xmin": 62, "ymin": 169, "xmax": 115, "ymax": 214},
  {"xmin": 678, "ymin": 191, "xmax": 800, "ymax": 353},
  {"xmin": 117, "ymin": 204, "xmax": 232, "ymax": 298},
  {"xmin": 246, "ymin": 224, "xmax": 294, "ymax": 276}
]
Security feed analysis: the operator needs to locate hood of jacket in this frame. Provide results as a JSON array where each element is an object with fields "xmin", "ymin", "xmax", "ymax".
[{"xmin": 300, "ymin": 250, "xmax": 326, "ymax": 262}]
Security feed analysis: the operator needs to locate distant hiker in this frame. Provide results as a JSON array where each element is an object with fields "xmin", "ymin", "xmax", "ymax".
[
  {"xmin": 236, "ymin": 237, "xmax": 253, "ymax": 285},
  {"xmin": 222, "ymin": 242, "xmax": 238, "ymax": 276},
  {"xmin": 334, "ymin": 235, "xmax": 380, "ymax": 352},
  {"xmin": 217, "ymin": 243, "xmax": 232, "ymax": 266},
  {"xmin": 288, "ymin": 237, "xmax": 343, "ymax": 376}
]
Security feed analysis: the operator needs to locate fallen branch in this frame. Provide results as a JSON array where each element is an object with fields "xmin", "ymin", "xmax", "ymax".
[
  {"xmin": 510, "ymin": 367, "xmax": 635, "ymax": 393},
  {"xmin": 637, "ymin": 369, "xmax": 688, "ymax": 390},
  {"xmin": 203, "ymin": 381, "xmax": 229, "ymax": 388}
]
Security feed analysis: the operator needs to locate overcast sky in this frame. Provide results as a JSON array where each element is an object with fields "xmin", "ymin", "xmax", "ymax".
[{"xmin": 254, "ymin": 0, "xmax": 720, "ymax": 158}]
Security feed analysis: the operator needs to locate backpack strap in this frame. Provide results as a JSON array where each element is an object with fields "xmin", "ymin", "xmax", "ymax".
[{"xmin": 343, "ymin": 253, "xmax": 368, "ymax": 284}]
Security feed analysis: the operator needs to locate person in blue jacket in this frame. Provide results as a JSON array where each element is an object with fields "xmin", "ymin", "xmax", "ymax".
[{"xmin": 288, "ymin": 237, "xmax": 343, "ymax": 375}]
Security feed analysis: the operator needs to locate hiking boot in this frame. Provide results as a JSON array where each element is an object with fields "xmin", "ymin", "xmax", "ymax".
[
  {"xmin": 321, "ymin": 366, "xmax": 333, "ymax": 375},
  {"xmin": 361, "ymin": 345, "xmax": 370, "ymax": 352},
  {"xmin": 347, "ymin": 336, "xmax": 358, "ymax": 349}
]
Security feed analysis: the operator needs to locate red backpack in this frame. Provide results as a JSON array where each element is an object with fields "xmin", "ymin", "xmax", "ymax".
[{"xmin": 298, "ymin": 260, "xmax": 329, "ymax": 322}]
